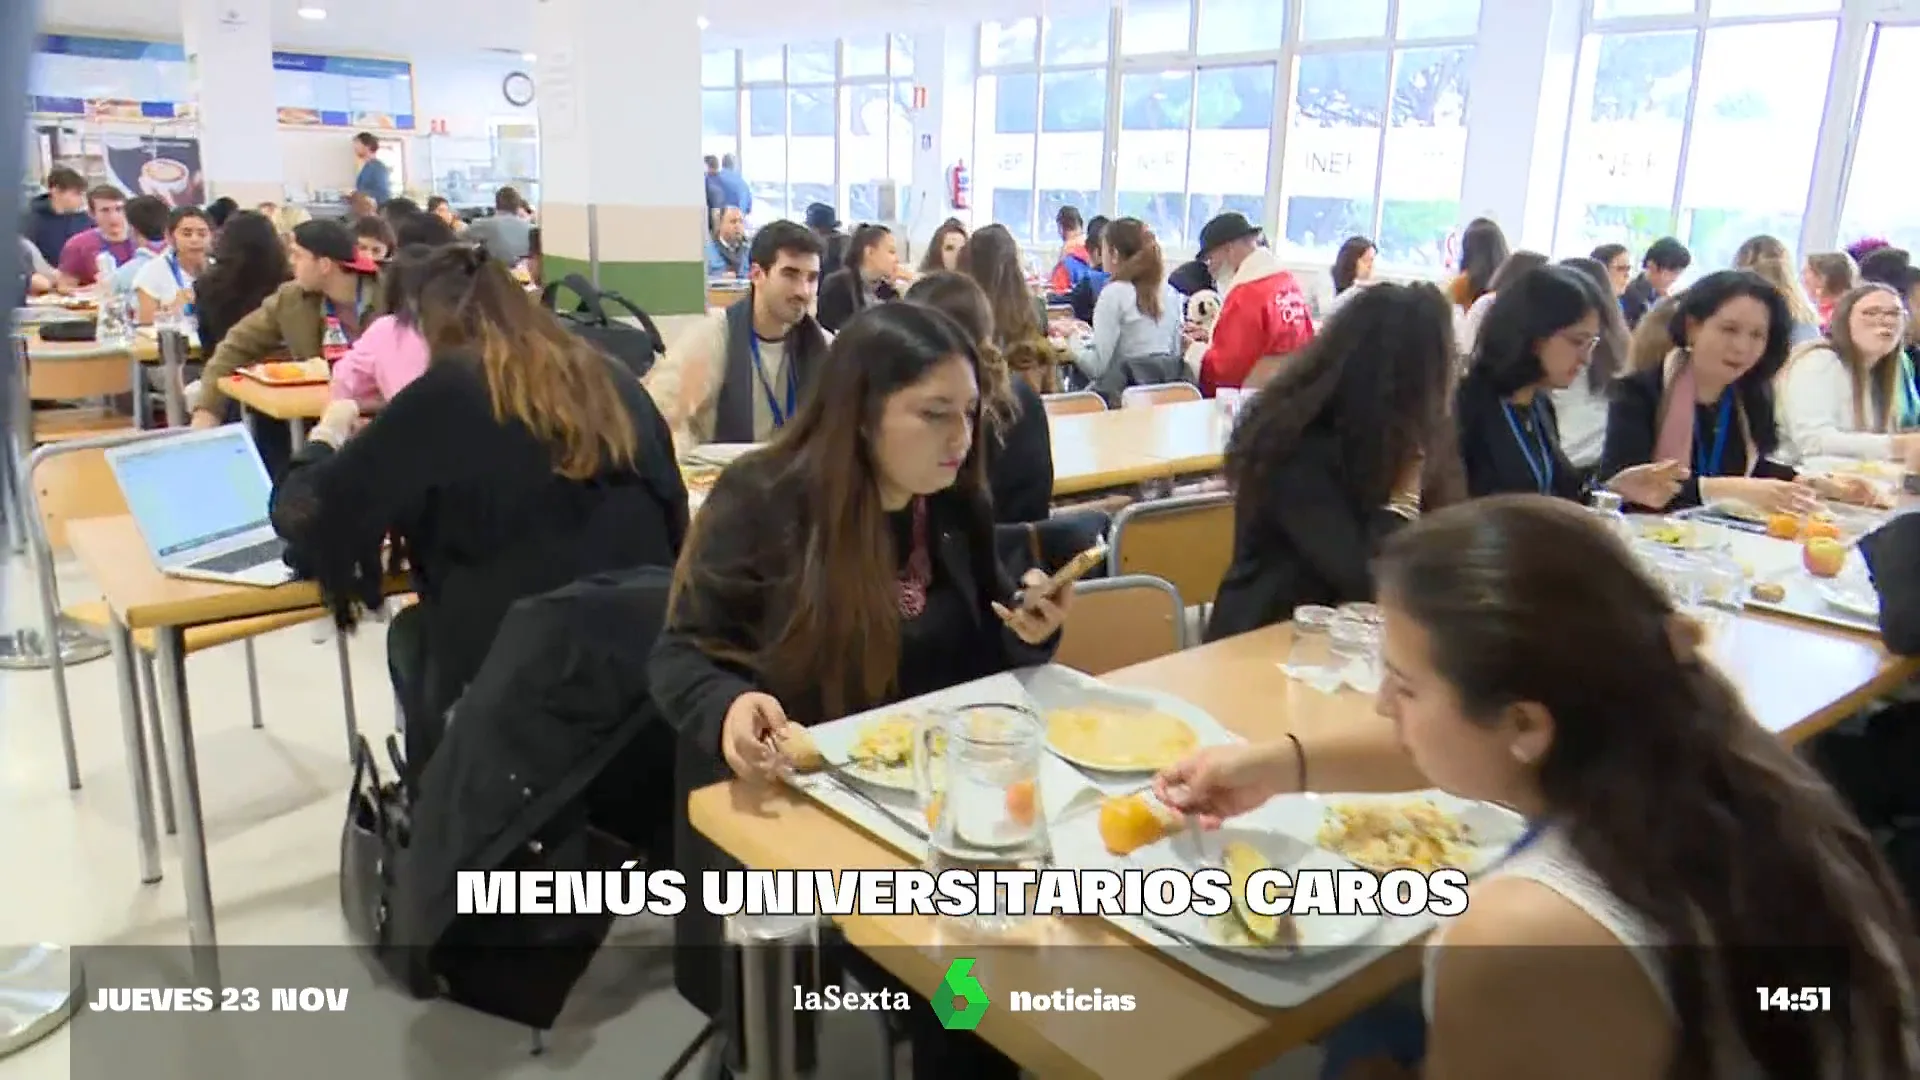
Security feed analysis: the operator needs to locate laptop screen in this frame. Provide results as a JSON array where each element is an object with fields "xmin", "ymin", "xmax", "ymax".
[{"xmin": 113, "ymin": 430, "xmax": 273, "ymax": 560}]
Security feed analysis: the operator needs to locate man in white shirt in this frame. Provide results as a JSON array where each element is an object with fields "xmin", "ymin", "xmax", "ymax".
[{"xmin": 645, "ymin": 220, "xmax": 830, "ymax": 450}]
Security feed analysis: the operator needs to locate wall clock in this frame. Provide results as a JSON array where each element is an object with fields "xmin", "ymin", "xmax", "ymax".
[{"xmin": 503, "ymin": 71, "xmax": 535, "ymax": 107}]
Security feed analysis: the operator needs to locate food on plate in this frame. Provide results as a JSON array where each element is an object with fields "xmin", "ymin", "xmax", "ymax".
[
  {"xmin": 1640, "ymin": 520, "xmax": 1695, "ymax": 547},
  {"xmin": 1317, "ymin": 800, "xmax": 1474, "ymax": 873},
  {"xmin": 1223, "ymin": 841, "xmax": 1291, "ymax": 945},
  {"xmin": 848, "ymin": 715, "xmax": 919, "ymax": 767},
  {"xmin": 1097, "ymin": 793, "xmax": 1174, "ymax": 856},
  {"xmin": 1766, "ymin": 513, "xmax": 1801, "ymax": 540},
  {"xmin": 1750, "ymin": 581, "xmax": 1787, "ymax": 603},
  {"xmin": 1046, "ymin": 706, "xmax": 1198, "ymax": 770},
  {"xmin": 277, "ymin": 107, "xmax": 322, "ymax": 125},
  {"xmin": 255, "ymin": 358, "xmax": 328, "ymax": 382},
  {"xmin": 681, "ymin": 465, "xmax": 722, "ymax": 494},
  {"xmin": 1803, "ymin": 537, "xmax": 1846, "ymax": 579},
  {"xmin": 1005, "ymin": 778, "xmax": 1037, "ymax": 826}
]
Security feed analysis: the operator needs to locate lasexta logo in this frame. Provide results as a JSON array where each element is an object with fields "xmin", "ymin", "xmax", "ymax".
[{"xmin": 932, "ymin": 958, "xmax": 989, "ymax": 1030}]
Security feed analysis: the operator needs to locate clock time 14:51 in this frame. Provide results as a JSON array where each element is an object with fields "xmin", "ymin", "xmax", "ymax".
[{"xmin": 1756, "ymin": 987, "xmax": 1831, "ymax": 1012}]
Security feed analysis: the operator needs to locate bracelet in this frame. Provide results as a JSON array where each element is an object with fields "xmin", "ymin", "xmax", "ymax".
[{"xmin": 1284, "ymin": 732, "xmax": 1308, "ymax": 794}]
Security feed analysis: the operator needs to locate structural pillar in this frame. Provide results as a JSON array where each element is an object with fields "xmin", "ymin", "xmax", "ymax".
[
  {"xmin": 536, "ymin": 0, "xmax": 707, "ymax": 321},
  {"xmin": 1454, "ymin": 0, "xmax": 1584, "ymax": 252},
  {"xmin": 180, "ymin": 0, "xmax": 284, "ymax": 208}
]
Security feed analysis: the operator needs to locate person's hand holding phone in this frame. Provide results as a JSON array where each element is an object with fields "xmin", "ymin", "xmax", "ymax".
[{"xmin": 994, "ymin": 568, "xmax": 1074, "ymax": 645}]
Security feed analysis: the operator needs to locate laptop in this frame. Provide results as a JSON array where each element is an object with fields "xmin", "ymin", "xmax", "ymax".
[{"xmin": 105, "ymin": 424, "xmax": 296, "ymax": 588}]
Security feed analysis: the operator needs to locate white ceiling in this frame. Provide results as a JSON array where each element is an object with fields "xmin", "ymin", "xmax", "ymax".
[{"xmin": 35, "ymin": 0, "xmax": 1041, "ymax": 54}]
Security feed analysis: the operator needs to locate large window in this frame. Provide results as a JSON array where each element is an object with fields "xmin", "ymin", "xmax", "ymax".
[
  {"xmin": 1838, "ymin": 24, "xmax": 1920, "ymax": 256},
  {"xmin": 976, "ymin": 16, "xmax": 1109, "ymax": 245},
  {"xmin": 1556, "ymin": 2, "xmax": 1839, "ymax": 270},
  {"xmin": 702, "ymin": 37, "xmax": 915, "ymax": 230},
  {"xmin": 1275, "ymin": 0, "xmax": 1479, "ymax": 266}
]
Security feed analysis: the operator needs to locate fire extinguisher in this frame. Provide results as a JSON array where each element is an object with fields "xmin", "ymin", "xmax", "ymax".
[{"xmin": 948, "ymin": 160, "xmax": 970, "ymax": 211}]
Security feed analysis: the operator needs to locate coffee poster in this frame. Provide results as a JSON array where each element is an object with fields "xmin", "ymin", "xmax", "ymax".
[{"xmin": 102, "ymin": 134, "xmax": 205, "ymax": 208}]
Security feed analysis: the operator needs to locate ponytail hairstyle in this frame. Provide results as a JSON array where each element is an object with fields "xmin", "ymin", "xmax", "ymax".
[{"xmin": 1103, "ymin": 217, "xmax": 1167, "ymax": 320}]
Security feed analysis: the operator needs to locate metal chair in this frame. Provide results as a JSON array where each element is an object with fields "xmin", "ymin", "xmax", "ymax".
[
  {"xmin": 1040, "ymin": 390, "xmax": 1106, "ymax": 417},
  {"xmin": 25, "ymin": 430, "xmax": 338, "ymax": 806},
  {"xmin": 1107, "ymin": 490, "xmax": 1234, "ymax": 609},
  {"xmin": 1119, "ymin": 381, "xmax": 1202, "ymax": 408},
  {"xmin": 1055, "ymin": 574, "xmax": 1188, "ymax": 675}
]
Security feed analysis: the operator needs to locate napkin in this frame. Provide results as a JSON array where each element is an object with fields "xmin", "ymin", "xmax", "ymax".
[{"xmin": 1279, "ymin": 660, "xmax": 1381, "ymax": 696}]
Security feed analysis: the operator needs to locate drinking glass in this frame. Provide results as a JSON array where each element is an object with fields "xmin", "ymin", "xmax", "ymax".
[
  {"xmin": 1329, "ymin": 613, "xmax": 1382, "ymax": 690},
  {"xmin": 1283, "ymin": 604, "xmax": 1339, "ymax": 686},
  {"xmin": 914, "ymin": 703, "xmax": 1050, "ymax": 935}
]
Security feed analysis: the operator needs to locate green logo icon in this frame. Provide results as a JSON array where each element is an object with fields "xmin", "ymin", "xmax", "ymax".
[{"xmin": 932, "ymin": 958, "xmax": 989, "ymax": 1030}]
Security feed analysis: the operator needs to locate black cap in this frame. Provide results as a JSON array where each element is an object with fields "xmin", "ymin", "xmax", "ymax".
[
  {"xmin": 290, "ymin": 218, "xmax": 381, "ymax": 273},
  {"xmin": 1196, "ymin": 212, "xmax": 1261, "ymax": 258},
  {"xmin": 804, "ymin": 203, "xmax": 840, "ymax": 231}
]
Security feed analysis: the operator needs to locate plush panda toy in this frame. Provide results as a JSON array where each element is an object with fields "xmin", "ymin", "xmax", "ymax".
[{"xmin": 1182, "ymin": 289, "xmax": 1223, "ymax": 380}]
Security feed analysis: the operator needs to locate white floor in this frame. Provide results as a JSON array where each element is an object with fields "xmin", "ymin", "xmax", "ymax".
[{"xmin": 1, "ymin": 554, "xmax": 1320, "ymax": 1079}]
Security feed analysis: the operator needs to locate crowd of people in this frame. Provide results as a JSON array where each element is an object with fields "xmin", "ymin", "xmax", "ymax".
[{"xmin": 15, "ymin": 146, "xmax": 1920, "ymax": 1076}]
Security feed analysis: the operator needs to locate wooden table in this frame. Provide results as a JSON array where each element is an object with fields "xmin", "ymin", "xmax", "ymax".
[
  {"xmin": 708, "ymin": 284, "xmax": 750, "ymax": 309},
  {"xmin": 65, "ymin": 515, "xmax": 406, "ymax": 957},
  {"xmin": 689, "ymin": 613, "xmax": 1918, "ymax": 1077},
  {"xmin": 1049, "ymin": 399, "xmax": 1227, "ymax": 496},
  {"xmin": 221, "ymin": 376, "xmax": 332, "ymax": 445}
]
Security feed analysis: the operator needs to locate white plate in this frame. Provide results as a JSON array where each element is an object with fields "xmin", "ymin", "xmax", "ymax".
[
  {"xmin": 1044, "ymin": 711, "xmax": 1199, "ymax": 774},
  {"xmin": 682, "ymin": 442, "xmax": 762, "ymax": 466},
  {"xmin": 1818, "ymin": 580, "xmax": 1879, "ymax": 620},
  {"xmin": 1127, "ymin": 827, "xmax": 1382, "ymax": 958},
  {"xmin": 1254, "ymin": 791, "xmax": 1525, "ymax": 875},
  {"xmin": 808, "ymin": 713, "xmax": 933, "ymax": 792}
]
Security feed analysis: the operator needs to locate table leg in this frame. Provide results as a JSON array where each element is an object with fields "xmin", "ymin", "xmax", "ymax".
[
  {"xmin": 109, "ymin": 619, "xmax": 161, "ymax": 886},
  {"xmin": 151, "ymin": 627, "xmax": 218, "ymax": 953},
  {"xmin": 130, "ymin": 358, "xmax": 147, "ymax": 430},
  {"xmin": 333, "ymin": 630, "xmax": 358, "ymax": 761},
  {"xmin": 288, "ymin": 419, "xmax": 308, "ymax": 451},
  {"xmin": 32, "ymin": 517, "xmax": 81, "ymax": 791}
]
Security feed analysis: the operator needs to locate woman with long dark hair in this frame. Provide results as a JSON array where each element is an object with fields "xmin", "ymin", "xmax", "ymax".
[
  {"xmin": 650, "ymin": 302, "xmax": 1069, "ymax": 1079},
  {"xmin": 271, "ymin": 242, "xmax": 687, "ymax": 758},
  {"xmin": 918, "ymin": 217, "xmax": 969, "ymax": 274},
  {"xmin": 1553, "ymin": 256, "xmax": 1629, "ymax": 475},
  {"xmin": 959, "ymin": 222, "xmax": 1058, "ymax": 392},
  {"xmin": 1321, "ymin": 235, "xmax": 1377, "ymax": 321},
  {"xmin": 904, "ymin": 271, "xmax": 1053, "ymax": 523},
  {"xmin": 1160, "ymin": 496, "xmax": 1920, "ymax": 1080},
  {"xmin": 1206, "ymin": 282, "xmax": 1463, "ymax": 642},
  {"xmin": 815, "ymin": 222, "xmax": 901, "ymax": 332},
  {"xmin": 1446, "ymin": 216, "xmax": 1508, "ymax": 311},
  {"xmin": 192, "ymin": 209, "xmax": 290, "ymax": 356},
  {"xmin": 1455, "ymin": 266, "xmax": 1684, "ymax": 506}
]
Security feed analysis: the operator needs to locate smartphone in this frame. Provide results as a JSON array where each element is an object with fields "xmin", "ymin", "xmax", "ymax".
[{"xmin": 1015, "ymin": 541, "xmax": 1109, "ymax": 608}]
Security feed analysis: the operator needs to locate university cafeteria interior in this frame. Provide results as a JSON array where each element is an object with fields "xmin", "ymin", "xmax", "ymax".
[{"xmin": 7, "ymin": 0, "xmax": 1920, "ymax": 1076}]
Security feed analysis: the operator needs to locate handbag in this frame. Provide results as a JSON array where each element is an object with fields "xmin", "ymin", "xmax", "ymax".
[
  {"xmin": 541, "ymin": 273, "xmax": 666, "ymax": 379},
  {"xmin": 339, "ymin": 733, "xmax": 435, "ymax": 996}
]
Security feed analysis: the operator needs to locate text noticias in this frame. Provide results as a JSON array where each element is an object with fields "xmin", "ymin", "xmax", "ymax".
[{"xmin": 455, "ymin": 865, "xmax": 1471, "ymax": 918}]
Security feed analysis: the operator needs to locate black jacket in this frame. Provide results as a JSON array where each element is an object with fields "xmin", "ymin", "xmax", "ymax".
[
  {"xmin": 1169, "ymin": 258, "xmax": 1214, "ymax": 297},
  {"xmin": 650, "ymin": 453, "xmax": 1057, "ymax": 1015},
  {"xmin": 988, "ymin": 378, "xmax": 1054, "ymax": 523},
  {"xmin": 814, "ymin": 266, "xmax": 899, "ymax": 334},
  {"xmin": 1455, "ymin": 373, "xmax": 1585, "ymax": 502},
  {"xmin": 1621, "ymin": 274, "xmax": 1659, "ymax": 330},
  {"xmin": 1862, "ymin": 514, "xmax": 1920, "ymax": 655},
  {"xmin": 1206, "ymin": 430, "xmax": 1411, "ymax": 642},
  {"xmin": 390, "ymin": 567, "xmax": 677, "ymax": 1028},
  {"xmin": 1601, "ymin": 365, "xmax": 1795, "ymax": 508},
  {"xmin": 21, "ymin": 193, "xmax": 89, "ymax": 265}
]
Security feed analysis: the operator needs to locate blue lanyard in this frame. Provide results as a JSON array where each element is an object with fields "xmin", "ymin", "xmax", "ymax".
[
  {"xmin": 1502, "ymin": 818, "xmax": 1548, "ymax": 864},
  {"xmin": 748, "ymin": 332, "xmax": 798, "ymax": 428},
  {"xmin": 166, "ymin": 254, "xmax": 185, "ymax": 289},
  {"xmin": 1694, "ymin": 393, "xmax": 1734, "ymax": 477},
  {"xmin": 1500, "ymin": 398, "xmax": 1555, "ymax": 495},
  {"xmin": 1900, "ymin": 352, "xmax": 1920, "ymax": 428}
]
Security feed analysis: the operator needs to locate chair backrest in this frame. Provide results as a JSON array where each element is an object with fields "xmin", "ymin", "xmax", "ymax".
[
  {"xmin": 1042, "ymin": 391, "xmax": 1106, "ymax": 418},
  {"xmin": 28, "ymin": 430, "xmax": 183, "ymax": 553},
  {"xmin": 1055, "ymin": 575, "xmax": 1186, "ymax": 676},
  {"xmin": 1107, "ymin": 490, "xmax": 1233, "ymax": 607},
  {"xmin": 1121, "ymin": 382, "xmax": 1202, "ymax": 408},
  {"xmin": 28, "ymin": 353, "xmax": 134, "ymax": 400}
]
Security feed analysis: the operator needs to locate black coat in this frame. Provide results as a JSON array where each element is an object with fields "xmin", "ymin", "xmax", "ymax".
[
  {"xmin": 814, "ymin": 267, "xmax": 899, "ymax": 334},
  {"xmin": 987, "ymin": 378, "xmax": 1054, "ymax": 524},
  {"xmin": 1206, "ymin": 430, "xmax": 1411, "ymax": 641},
  {"xmin": 389, "ymin": 567, "xmax": 677, "ymax": 1028},
  {"xmin": 1862, "ymin": 512, "xmax": 1920, "ymax": 655},
  {"xmin": 1600, "ymin": 364, "xmax": 1795, "ymax": 509}
]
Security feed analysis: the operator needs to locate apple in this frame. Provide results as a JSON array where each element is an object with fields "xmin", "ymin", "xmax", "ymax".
[{"xmin": 1803, "ymin": 537, "xmax": 1846, "ymax": 579}]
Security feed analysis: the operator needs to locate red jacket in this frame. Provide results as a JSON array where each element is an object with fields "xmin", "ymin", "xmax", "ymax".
[{"xmin": 1198, "ymin": 248, "xmax": 1315, "ymax": 395}]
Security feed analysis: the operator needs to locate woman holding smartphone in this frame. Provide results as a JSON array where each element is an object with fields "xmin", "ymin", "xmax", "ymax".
[{"xmin": 650, "ymin": 303, "xmax": 1070, "ymax": 1079}]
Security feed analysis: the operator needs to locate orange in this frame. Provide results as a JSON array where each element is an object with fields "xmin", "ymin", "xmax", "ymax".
[
  {"xmin": 924, "ymin": 793, "xmax": 944, "ymax": 830},
  {"xmin": 1802, "ymin": 519, "xmax": 1840, "ymax": 541},
  {"xmin": 1098, "ymin": 794, "xmax": 1171, "ymax": 856},
  {"xmin": 1005, "ymin": 779, "xmax": 1037, "ymax": 826},
  {"xmin": 1765, "ymin": 513, "xmax": 1801, "ymax": 540}
]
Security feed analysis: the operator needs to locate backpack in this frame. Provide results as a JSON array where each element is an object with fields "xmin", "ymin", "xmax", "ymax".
[{"xmin": 541, "ymin": 273, "xmax": 666, "ymax": 379}]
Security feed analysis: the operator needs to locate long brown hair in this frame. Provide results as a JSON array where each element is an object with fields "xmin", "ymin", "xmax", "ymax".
[
  {"xmin": 1734, "ymin": 234, "xmax": 1820, "ymax": 327},
  {"xmin": 1817, "ymin": 283, "xmax": 1906, "ymax": 433},
  {"xmin": 412, "ymin": 243, "xmax": 638, "ymax": 478},
  {"xmin": 902, "ymin": 271, "xmax": 1019, "ymax": 436},
  {"xmin": 1377, "ymin": 497, "xmax": 1919, "ymax": 1079},
  {"xmin": 668, "ymin": 304, "xmax": 995, "ymax": 720},
  {"xmin": 1103, "ymin": 217, "xmax": 1167, "ymax": 321},
  {"xmin": 919, "ymin": 217, "xmax": 968, "ymax": 273},
  {"xmin": 958, "ymin": 223, "xmax": 1057, "ymax": 393}
]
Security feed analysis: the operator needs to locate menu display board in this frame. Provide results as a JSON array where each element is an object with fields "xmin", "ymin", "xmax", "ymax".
[
  {"xmin": 273, "ymin": 52, "xmax": 416, "ymax": 131},
  {"xmin": 32, "ymin": 35, "xmax": 193, "ymax": 120}
]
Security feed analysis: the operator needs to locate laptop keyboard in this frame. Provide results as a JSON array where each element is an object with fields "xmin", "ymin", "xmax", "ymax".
[{"xmin": 187, "ymin": 538, "xmax": 288, "ymax": 575}]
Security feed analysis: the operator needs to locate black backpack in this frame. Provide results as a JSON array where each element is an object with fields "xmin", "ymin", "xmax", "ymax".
[{"xmin": 541, "ymin": 272, "xmax": 666, "ymax": 379}]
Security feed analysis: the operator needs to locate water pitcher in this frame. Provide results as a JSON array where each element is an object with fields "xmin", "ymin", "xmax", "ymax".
[{"xmin": 913, "ymin": 703, "xmax": 1051, "ymax": 931}]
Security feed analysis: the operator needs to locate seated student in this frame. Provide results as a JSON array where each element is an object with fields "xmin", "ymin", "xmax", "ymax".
[
  {"xmin": 958, "ymin": 223, "xmax": 1059, "ymax": 394},
  {"xmin": 1457, "ymin": 250, "xmax": 1549, "ymax": 358},
  {"xmin": 270, "ymin": 243, "xmax": 688, "ymax": 759},
  {"xmin": 103, "ymin": 195, "xmax": 170, "ymax": 302},
  {"xmin": 353, "ymin": 214, "xmax": 395, "ymax": 264},
  {"xmin": 329, "ymin": 244, "xmax": 434, "ymax": 406},
  {"xmin": 917, "ymin": 217, "xmax": 969, "ymax": 275},
  {"xmin": 1619, "ymin": 236, "xmax": 1690, "ymax": 329},
  {"xmin": 705, "ymin": 205, "xmax": 749, "ymax": 279},
  {"xmin": 904, "ymin": 271, "xmax": 1054, "ymax": 523},
  {"xmin": 192, "ymin": 219, "xmax": 383, "ymax": 477},
  {"xmin": 649, "ymin": 303, "xmax": 1069, "ymax": 1079},
  {"xmin": 16, "ymin": 236, "xmax": 54, "ymax": 298},
  {"xmin": 1206, "ymin": 283, "xmax": 1462, "ymax": 643},
  {"xmin": 392, "ymin": 210, "xmax": 459, "ymax": 250},
  {"xmin": 1590, "ymin": 242, "xmax": 1632, "ymax": 296},
  {"xmin": 1188, "ymin": 211, "xmax": 1315, "ymax": 396},
  {"xmin": 55, "ymin": 185, "xmax": 161, "ymax": 291},
  {"xmin": 133, "ymin": 205, "xmax": 211, "ymax": 325},
  {"xmin": 1774, "ymin": 282, "xmax": 1920, "ymax": 467},
  {"xmin": 1048, "ymin": 205, "xmax": 1096, "ymax": 298},
  {"xmin": 1066, "ymin": 214, "xmax": 1110, "ymax": 325},
  {"xmin": 1551, "ymin": 257, "xmax": 1630, "ymax": 478},
  {"xmin": 1321, "ymin": 235, "xmax": 1376, "ymax": 320},
  {"xmin": 1455, "ymin": 266, "xmax": 1684, "ymax": 507},
  {"xmin": 1733, "ymin": 234, "xmax": 1823, "ymax": 346},
  {"xmin": 1158, "ymin": 497, "xmax": 1920, "ymax": 1080},
  {"xmin": 193, "ymin": 211, "xmax": 290, "ymax": 358},
  {"xmin": 1803, "ymin": 250, "xmax": 1857, "ymax": 331},
  {"xmin": 1446, "ymin": 217, "xmax": 1509, "ymax": 315},
  {"xmin": 465, "ymin": 187, "xmax": 534, "ymax": 264},
  {"xmin": 646, "ymin": 220, "xmax": 830, "ymax": 450},
  {"xmin": 426, "ymin": 195, "xmax": 465, "ymax": 233},
  {"xmin": 1084, "ymin": 217, "xmax": 1183, "ymax": 385},
  {"xmin": 815, "ymin": 223, "xmax": 902, "ymax": 333},
  {"xmin": 1601, "ymin": 270, "xmax": 1860, "ymax": 516}
]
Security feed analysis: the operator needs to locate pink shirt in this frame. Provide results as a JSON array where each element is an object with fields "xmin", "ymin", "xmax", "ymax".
[{"xmin": 329, "ymin": 315, "xmax": 430, "ymax": 403}]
